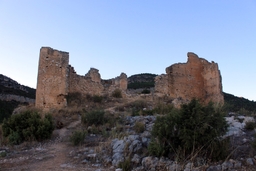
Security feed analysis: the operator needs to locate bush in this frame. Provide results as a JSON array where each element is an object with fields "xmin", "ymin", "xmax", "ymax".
[
  {"xmin": 66, "ymin": 92, "xmax": 82, "ymax": 106},
  {"xmin": 118, "ymin": 158, "xmax": 132, "ymax": 171},
  {"xmin": 82, "ymin": 110, "xmax": 105, "ymax": 126},
  {"xmin": 0, "ymin": 150, "xmax": 6, "ymax": 157},
  {"xmin": 0, "ymin": 100, "xmax": 20, "ymax": 123},
  {"xmin": 244, "ymin": 121, "xmax": 256, "ymax": 130},
  {"xmin": 70, "ymin": 130, "xmax": 86, "ymax": 146},
  {"xmin": 134, "ymin": 122, "xmax": 145, "ymax": 133},
  {"xmin": 149, "ymin": 99, "xmax": 228, "ymax": 161},
  {"xmin": 112, "ymin": 89, "xmax": 122, "ymax": 98},
  {"xmin": 92, "ymin": 95, "xmax": 103, "ymax": 103},
  {"xmin": 153, "ymin": 102, "xmax": 174, "ymax": 114},
  {"xmin": 141, "ymin": 89, "xmax": 150, "ymax": 94},
  {"xmin": 2, "ymin": 111, "xmax": 54, "ymax": 145},
  {"xmin": 252, "ymin": 134, "xmax": 256, "ymax": 150}
]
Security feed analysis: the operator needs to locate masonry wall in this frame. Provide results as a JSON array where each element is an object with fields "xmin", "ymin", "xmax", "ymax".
[{"xmin": 68, "ymin": 67, "xmax": 127, "ymax": 96}]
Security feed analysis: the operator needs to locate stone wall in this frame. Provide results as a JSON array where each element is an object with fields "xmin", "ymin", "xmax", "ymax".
[
  {"xmin": 36, "ymin": 47, "xmax": 128, "ymax": 110},
  {"xmin": 155, "ymin": 52, "xmax": 224, "ymax": 105}
]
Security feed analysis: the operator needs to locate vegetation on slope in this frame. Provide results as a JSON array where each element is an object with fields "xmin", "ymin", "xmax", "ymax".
[
  {"xmin": 0, "ymin": 100, "xmax": 21, "ymax": 123},
  {"xmin": 223, "ymin": 92, "xmax": 256, "ymax": 114},
  {"xmin": 0, "ymin": 74, "xmax": 36, "ymax": 123},
  {"xmin": 2, "ymin": 110, "xmax": 54, "ymax": 145},
  {"xmin": 127, "ymin": 73, "xmax": 157, "ymax": 89}
]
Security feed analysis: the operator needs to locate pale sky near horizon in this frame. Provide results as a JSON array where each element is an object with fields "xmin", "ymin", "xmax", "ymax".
[{"xmin": 0, "ymin": 1, "xmax": 256, "ymax": 101}]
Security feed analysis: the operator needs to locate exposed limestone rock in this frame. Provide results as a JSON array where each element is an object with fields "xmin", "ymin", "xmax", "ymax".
[
  {"xmin": 36, "ymin": 47, "xmax": 128, "ymax": 110},
  {"xmin": 155, "ymin": 52, "xmax": 224, "ymax": 105}
]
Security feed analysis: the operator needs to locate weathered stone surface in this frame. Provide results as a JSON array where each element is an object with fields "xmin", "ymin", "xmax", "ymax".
[
  {"xmin": 155, "ymin": 52, "xmax": 224, "ymax": 106},
  {"xmin": 36, "ymin": 47, "xmax": 69, "ymax": 109},
  {"xmin": 246, "ymin": 158, "xmax": 254, "ymax": 165},
  {"xmin": 36, "ymin": 47, "xmax": 128, "ymax": 110},
  {"xmin": 85, "ymin": 68, "xmax": 101, "ymax": 83}
]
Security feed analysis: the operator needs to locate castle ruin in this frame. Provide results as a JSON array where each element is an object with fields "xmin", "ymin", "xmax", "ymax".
[
  {"xmin": 36, "ymin": 47, "xmax": 127, "ymax": 109},
  {"xmin": 155, "ymin": 52, "xmax": 224, "ymax": 105},
  {"xmin": 36, "ymin": 47, "xmax": 224, "ymax": 110}
]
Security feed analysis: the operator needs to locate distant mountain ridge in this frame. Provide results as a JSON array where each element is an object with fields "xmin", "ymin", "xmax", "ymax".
[{"xmin": 0, "ymin": 74, "xmax": 35, "ymax": 100}]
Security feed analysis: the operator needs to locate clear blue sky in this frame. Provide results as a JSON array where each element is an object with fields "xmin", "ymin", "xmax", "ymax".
[{"xmin": 0, "ymin": 1, "xmax": 256, "ymax": 101}]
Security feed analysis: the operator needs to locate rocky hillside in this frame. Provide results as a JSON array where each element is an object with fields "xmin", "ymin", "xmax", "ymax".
[
  {"xmin": 0, "ymin": 74, "xmax": 35, "ymax": 99},
  {"xmin": 223, "ymin": 92, "xmax": 256, "ymax": 113},
  {"xmin": 0, "ymin": 74, "xmax": 36, "ymax": 122},
  {"xmin": 127, "ymin": 73, "xmax": 157, "ymax": 89}
]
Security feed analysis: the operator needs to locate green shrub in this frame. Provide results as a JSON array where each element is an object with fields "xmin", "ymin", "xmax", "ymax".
[
  {"xmin": 112, "ymin": 89, "xmax": 122, "ymax": 98},
  {"xmin": 244, "ymin": 121, "xmax": 256, "ymax": 130},
  {"xmin": 134, "ymin": 122, "xmax": 145, "ymax": 133},
  {"xmin": 129, "ymin": 100, "xmax": 147, "ymax": 109},
  {"xmin": 82, "ymin": 110, "xmax": 105, "ymax": 126},
  {"xmin": 252, "ymin": 134, "xmax": 256, "ymax": 150},
  {"xmin": 0, "ymin": 100, "xmax": 20, "ymax": 123},
  {"xmin": 2, "ymin": 111, "xmax": 54, "ymax": 145},
  {"xmin": 141, "ymin": 89, "xmax": 150, "ymax": 94},
  {"xmin": 149, "ymin": 99, "xmax": 228, "ymax": 161},
  {"xmin": 66, "ymin": 92, "xmax": 82, "ymax": 106},
  {"xmin": 0, "ymin": 151, "xmax": 6, "ymax": 157},
  {"xmin": 92, "ymin": 95, "xmax": 103, "ymax": 103},
  {"xmin": 70, "ymin": 130, "xmax": 86, "ymax": 146},
  {"xmin": 118, "ymin": 158, "xmax": 132, "ymax": 171},
  {"xmin": 153, "ymin": 102, "xmax": 174, "ymax": 114}
]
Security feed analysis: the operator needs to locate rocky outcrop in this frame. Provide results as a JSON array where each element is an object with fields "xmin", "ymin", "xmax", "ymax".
[
  {"xmin": 36, "ymin": 47, "xmax": 128, "ymax": 110},
  {"xmin": 155, "ymin": 52, "xmax": 224, "ymax": 105}
]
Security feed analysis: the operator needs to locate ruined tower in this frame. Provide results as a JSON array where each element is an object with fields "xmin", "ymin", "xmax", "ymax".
[{"xmin": 35, "ymin": 47, "xmax": 69, "ymax": 109}]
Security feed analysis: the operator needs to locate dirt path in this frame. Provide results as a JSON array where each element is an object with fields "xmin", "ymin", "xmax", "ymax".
[{"xmin": 0, "ymin": 117, "xmax": 109, "ymax": 171}]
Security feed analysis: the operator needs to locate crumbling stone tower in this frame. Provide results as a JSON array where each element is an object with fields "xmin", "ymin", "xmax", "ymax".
[{"xmin": 36, "ymin": 47, "xmax": 69, "ymax": 109}]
